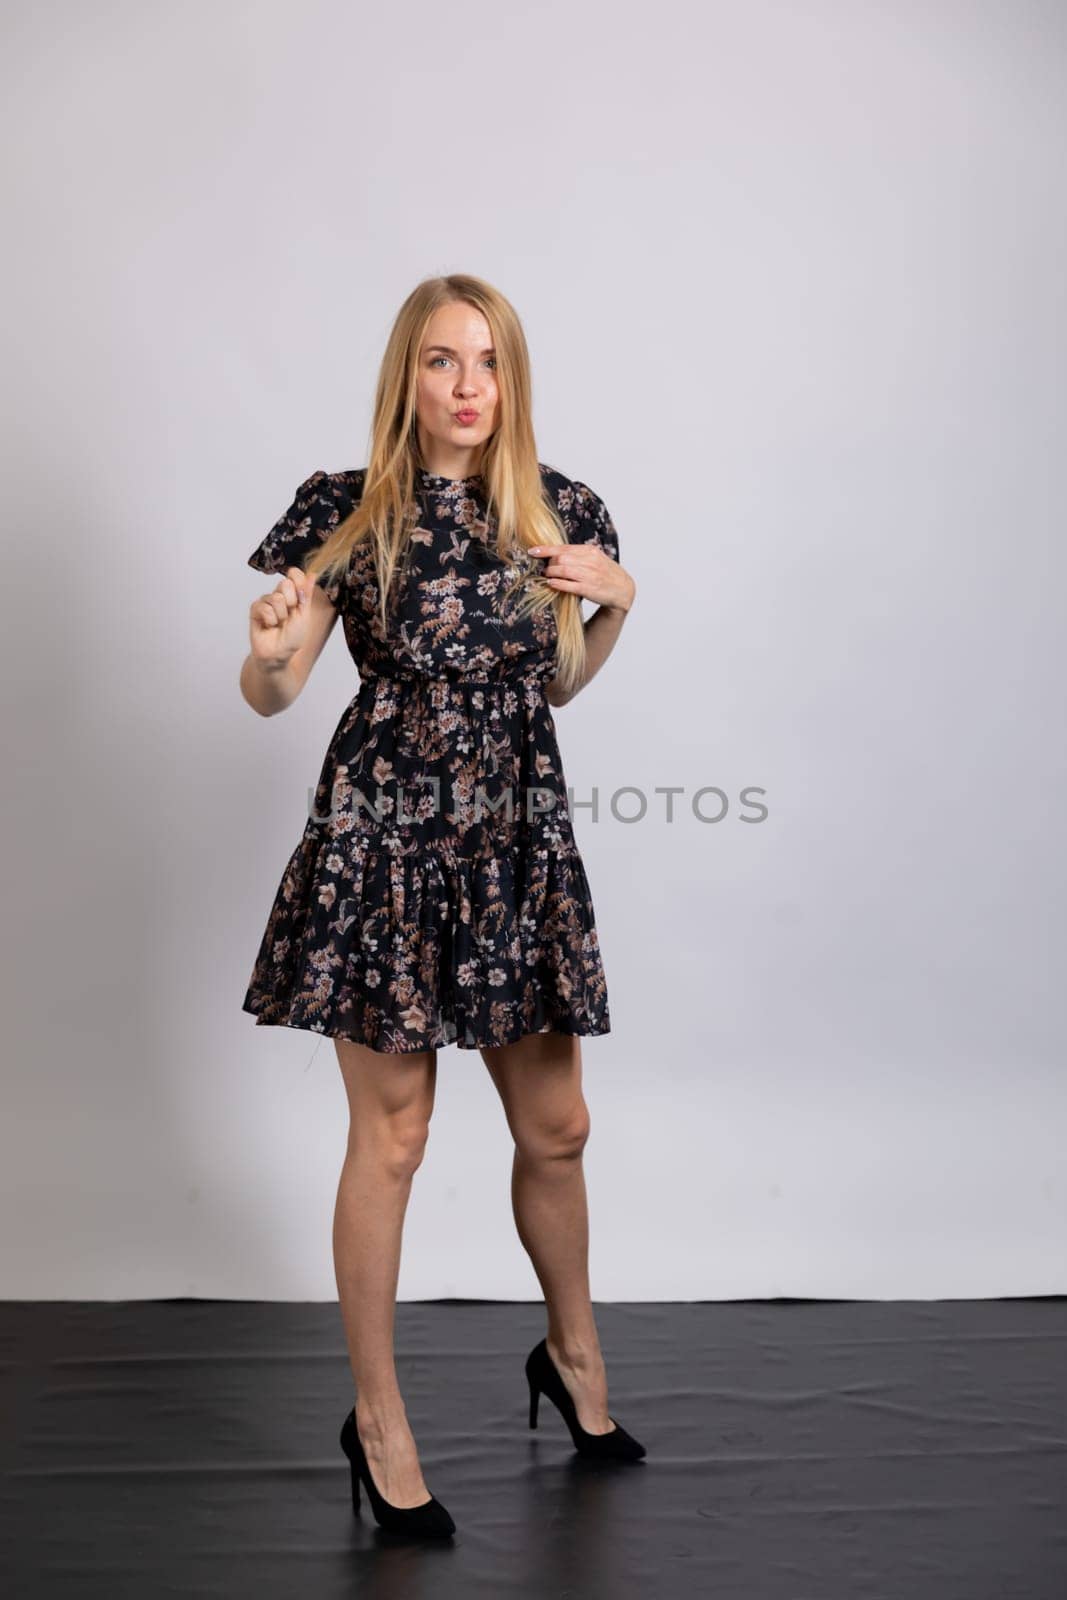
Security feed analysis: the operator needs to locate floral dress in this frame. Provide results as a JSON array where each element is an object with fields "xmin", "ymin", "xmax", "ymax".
[{"xmin": 242, "ymin": 462, "xmax": 622, "ymax": 1054}]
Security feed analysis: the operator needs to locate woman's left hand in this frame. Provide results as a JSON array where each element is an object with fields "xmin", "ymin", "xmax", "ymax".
[{"xmin": 529, "ymin": 543, "xmax": 636, "ymax": 614}]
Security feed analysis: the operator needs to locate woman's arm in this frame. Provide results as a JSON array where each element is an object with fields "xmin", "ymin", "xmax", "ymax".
[
  {"xmin": 546, "ymin": 598, "xmax": 633, "ymax": 707},
  {"xmin": 533, "ymin": 541, "xmax": 637, "ymax": 707},
  {"xmin": 240, "ymin": 571, "xmax": 339, "ymax": 717}
]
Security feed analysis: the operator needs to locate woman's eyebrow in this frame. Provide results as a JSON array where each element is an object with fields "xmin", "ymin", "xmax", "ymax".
[{"xmin": 424, "ymin": 344, "xmax": 495, "ymax": 355}]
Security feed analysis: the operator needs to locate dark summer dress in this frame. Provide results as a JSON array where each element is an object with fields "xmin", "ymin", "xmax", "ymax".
[{"xmin": 242, "ymin": 462, "xmax": 622, "ymax": 1054}]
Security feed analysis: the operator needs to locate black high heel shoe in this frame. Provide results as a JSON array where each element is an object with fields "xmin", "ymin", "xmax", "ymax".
[
  {"xmin": 339, "ymin": 1409, "xmax": 456, "ymax": 1538},
  {"xmin": 525, "ymin": 1338, "xmax": 647, "ymax": 1461}
]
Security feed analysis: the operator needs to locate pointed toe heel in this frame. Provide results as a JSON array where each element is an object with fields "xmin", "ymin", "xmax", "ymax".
[
  {"xmin": 339, "ymin": 1409, "xmax": 456, "ymax": 1539},
  {"xmin": 523, "ymin": 1338, "xmax": 647, "ymax": 1462}
]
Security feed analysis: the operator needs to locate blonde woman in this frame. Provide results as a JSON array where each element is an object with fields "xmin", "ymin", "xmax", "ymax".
[{"xmin": 240, "ymin": 274, "xmax": 643, "ymax": 1539}]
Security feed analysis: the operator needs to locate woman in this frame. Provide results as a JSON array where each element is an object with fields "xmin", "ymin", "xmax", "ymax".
[{"xmin": 239, "ymin": 274, "xmax": 643, "ymax": 1539}]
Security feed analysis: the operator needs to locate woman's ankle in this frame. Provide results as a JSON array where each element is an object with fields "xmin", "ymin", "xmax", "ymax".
[
  {"xmin": 354, "ymin": 1395, "xmax": 411, "ymax": 1438},
  {"xmin": 546, "ymin": 1333, "xmax": 604, "ymax": 1371}
]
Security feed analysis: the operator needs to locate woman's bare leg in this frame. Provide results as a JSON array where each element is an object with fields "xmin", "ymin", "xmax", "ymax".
[
  {"xmin": 333, "ymin": 1037, "xmax": 438, "ymax": 1506},
  {"xmin": 479, "ymin": 1030, "xmax": 615, "ymax": 1434}
]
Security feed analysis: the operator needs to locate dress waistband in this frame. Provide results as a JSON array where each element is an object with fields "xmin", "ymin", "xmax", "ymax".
[{"xmin": 358, "ymin": 662, "xmax": 551, "ymax": 689}]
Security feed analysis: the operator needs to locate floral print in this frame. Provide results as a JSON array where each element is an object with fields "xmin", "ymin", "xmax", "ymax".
[{"xmin": 242, "ymin": 462, "xmax": 621, "ymax": 1053}]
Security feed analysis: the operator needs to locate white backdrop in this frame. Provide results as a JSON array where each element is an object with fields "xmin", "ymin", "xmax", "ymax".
[{"xmin": 3, "ymin": 0, "xmax": 1064, "ymax": 1299}]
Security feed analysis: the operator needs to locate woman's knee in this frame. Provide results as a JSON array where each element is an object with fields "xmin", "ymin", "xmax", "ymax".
[
  {"xmin": 346, "ymin": 1106, "xmax": 431, "ymax": 1178},
  {"xmin": 335, "ymin": 1039, "xmax": 436, "ymax": 1175},
  {"xmin": 514, "ymin": 1100, "xmax": 591, "ymax": 1163},
  {"xmin": 379, "ymin": 1115, "xmax": 432, "ymax": 1177}
]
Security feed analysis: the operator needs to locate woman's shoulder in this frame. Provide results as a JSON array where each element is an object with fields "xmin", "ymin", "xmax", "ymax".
[
  {"xmin": 318, "ymin": 466, "xmax": 367, "ymax": 505},
  {"xmin": 538, "ymin": 461, "xmax": 608, "ymax": 516},
  {"xmin": 268, "ymin": 466, "xmax": 366, "ymax": 516},
  {"xmin": 537, "ymin": 463, "xmax": 620, "ymax": 558}
]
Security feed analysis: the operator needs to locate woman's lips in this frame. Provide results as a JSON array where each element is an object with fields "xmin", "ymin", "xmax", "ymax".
[{"xmin": 453, "ymin": 411, "xmax": 479, "ymax": 424}]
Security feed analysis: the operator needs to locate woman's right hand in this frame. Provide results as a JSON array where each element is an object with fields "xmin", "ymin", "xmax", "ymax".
[{"xmin": 249, "ymin": 567, "xmax": 318, "ymax": 667}]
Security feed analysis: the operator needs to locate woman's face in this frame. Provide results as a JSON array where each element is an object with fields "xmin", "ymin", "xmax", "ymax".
[{"xmin": 414, "ymin": 301, "xmax": 499, "ymax": 474}]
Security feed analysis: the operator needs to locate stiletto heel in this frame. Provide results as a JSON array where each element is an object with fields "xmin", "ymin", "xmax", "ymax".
[
  {"xmin": 339, "ymin": 1408, "xmax": 456, "ymax": 1538},
  {"xmin": 523, "ymin": 1338, "xmax": 647, "ymax": 1462}
]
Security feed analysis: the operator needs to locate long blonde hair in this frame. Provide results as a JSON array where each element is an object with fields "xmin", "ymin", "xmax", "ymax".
[{"xmin": 304, "ymin": 273, "xmax": 588, "ymax": 696}]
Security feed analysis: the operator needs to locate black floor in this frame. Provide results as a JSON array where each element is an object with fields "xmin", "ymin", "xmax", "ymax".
[{"xmin": 2, "ymin": 1298, "xmax": 1065, "ymax": 1597}]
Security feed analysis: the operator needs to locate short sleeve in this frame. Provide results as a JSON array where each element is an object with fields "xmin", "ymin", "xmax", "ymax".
[
  {"xmin": 247, "ymin": 468, "xmax": 347, "ymax": 609},
  {"xmin": 568, "ymin": 479, "xmax": 621, "ymax": 565}
]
